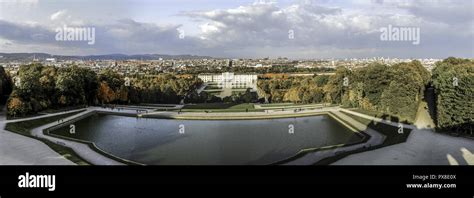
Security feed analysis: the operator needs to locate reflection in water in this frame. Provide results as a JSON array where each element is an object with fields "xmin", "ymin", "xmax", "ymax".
[{"xmin": 51, "ymin": 114, "xmax": 361, "ymax": 165}]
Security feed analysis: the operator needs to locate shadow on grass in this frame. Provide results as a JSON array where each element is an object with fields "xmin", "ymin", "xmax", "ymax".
[
  {"xmin": 352, "ymin": 108, "xmax": 413, "ymax": 124},
  {"xmin": 314, "ymin": 114, "xmax": 412, "ymax": 165}
]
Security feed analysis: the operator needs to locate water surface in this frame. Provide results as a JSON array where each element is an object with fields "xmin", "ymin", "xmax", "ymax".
[{"xmin": 50, "ymin": 114, "xmax": 361, "ymax": 165}]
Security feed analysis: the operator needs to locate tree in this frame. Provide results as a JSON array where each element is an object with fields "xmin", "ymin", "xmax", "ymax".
[
  {"xmin": 241, "ymin": 88, "xmax": 257, "ymax": 103},
  {"xmin": 314, "ymin": 75, "xmax": 329, "ymax": 87},
  {"xmin": 0, "ymin": 66, "xmax": 13, "ymax": 103},
  {"xmin": 283, "ymin": 87, "xmax": 302, "ymax": 103},
  {"xmin": 324, "ymin": 67, "xmax": 351, "ymax": 104},
  {"xmin": 56, "ymin": 68, "xmax": 85, "ymax": 106},
  {"xmin": 7, "ymin": 92, "xmax": 31, "ymax": 117},
  {"xmin": 15, "ymin": 63, "xmax": 44, "ymax": 99},
  {"xmin": 432, "ymin": 58, "xmax": 473, "ymax": 135},
  {"xmin": 97, "ymin": 82, "xmax": 115, "ymax": 104}
]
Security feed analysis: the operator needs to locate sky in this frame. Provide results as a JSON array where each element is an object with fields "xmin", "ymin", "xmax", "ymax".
[{"xmin": 0, "ymin": 0, "xmax": 473, "ymax": 59}]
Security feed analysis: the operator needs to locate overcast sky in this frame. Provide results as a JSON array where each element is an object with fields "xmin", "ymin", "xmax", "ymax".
[{"xmin": 0, "ymin": 0, "xmax": 473, "ymax": 59}]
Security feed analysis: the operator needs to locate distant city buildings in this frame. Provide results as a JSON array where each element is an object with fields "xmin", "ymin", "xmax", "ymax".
[{"xmin": 0, "ymin": 54, "xmax": 447, "ymax": 75}]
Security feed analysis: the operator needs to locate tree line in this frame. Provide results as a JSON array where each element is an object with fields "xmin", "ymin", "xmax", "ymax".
[
  {"xmin": 6, "ymin": 64, "xmax": 202, "ymax": 117},
  {"xmin": 340, "ymin": 60, "xmax": 430, "ymax": 123},
  {"xmin": 258, "ymin": 60, "xmax": 431, "ymax": 123},
  {"xmin": 185, "ymin": 88, "xmax": 259, "ymax": 104},
  {"xmin": 257, "ymin": 75, "xmax": 329, "ymax": 104},
  {"xmin": 258, "ymin": 58, "xmax": 473, "ymax": 135}
]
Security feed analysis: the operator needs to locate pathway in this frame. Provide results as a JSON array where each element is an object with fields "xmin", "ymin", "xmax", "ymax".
[
  {"xmin": 333, "ymin": 107, "xmax": 474, "ymax": 165},
  {"xmin": 333, "ymin": 128, "xmax": 474, "ymax": 165},
  {"xmin": 0, "ymin": 107, "xmax": 76, "ymax": 165},
  {"xmin": 30, "ymin": 107, "xmax": 125, "ymax": 165}
]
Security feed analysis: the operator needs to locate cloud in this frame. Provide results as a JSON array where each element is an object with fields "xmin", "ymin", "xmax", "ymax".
[
  {"xmin": 180, "ymin": 0, "xmax": 473, "ymax": 58},
  {"xmin": 0, "ymin": 18, "xmax": 202, "ymax": 55},
  {"xmin": 0, "ymin": 20, "xmax": 54, "ymax": 44},
  {"xmin": 0, "ymin": 0, "xmax": 38, "ymax": 5},
  {"xmin": 182, "ymin": 2, "xmax": 384, "ymax": 54},
  {"xmin": 50, "ymin": 10, "xmax": 68, "ymax": 21},
  {"xmin": 0, "ymin": 0, "xmax": 472, "ymax": 58},
  {"xmin": 381, "ymin": 0, "xmax": 473, "ymax": 24}
]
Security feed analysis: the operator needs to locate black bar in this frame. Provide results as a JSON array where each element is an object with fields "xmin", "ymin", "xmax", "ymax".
[{"xmin": 0, "ymin": 166, "xmax": 472, "ymax": 197}]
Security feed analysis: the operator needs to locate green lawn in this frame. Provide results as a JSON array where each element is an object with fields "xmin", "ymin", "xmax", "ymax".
[
  {"xmin": 227, "ymin": 103, "xmax": 255, "ymax": 109},
  {"xmin": 341, "ymin": 111, "xmax": 411, "ymax": 146},
  {"xmin": 259, "ymin": 103, "xmax": 294, "ymax": 107},
  {"xmin": 39, "ymin": 105, "xmax": 88, "ymax": 114},
  {"xmin": 182, "ymin": 103, "xmax": 263, "ymax": 112},
  {"xmin": 351, "ymin": 108, "xmax": 413, "ymax": 124},
  {"xmin": 202, "ymin": 90, "xmax": 223, "ymax": 96},
  {"xmin": 7, "ymin": 106, "xmax": 87, "ymax": 120},
  {"xmin": 204, "ymin": 85, "xmax": 220, "ymax": 90},
  {"xmin": 202, "ymin": 89, "xmax": 222, "ymax": 92},
  {"xmin": 232, "ymin": 91, "xmax": 246, "ymax": 95},
  {"xmin": 258, "ymin": 103, "xmax": 334, "ymax": 110},
  {"xmin": 5, "ymin": 110, "xmax": 90, "ymax": 165}
]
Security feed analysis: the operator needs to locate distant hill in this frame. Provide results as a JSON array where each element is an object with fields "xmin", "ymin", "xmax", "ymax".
[{"xmin": 0, "ymin": 53, "xmax": 214, "ymax": 61}]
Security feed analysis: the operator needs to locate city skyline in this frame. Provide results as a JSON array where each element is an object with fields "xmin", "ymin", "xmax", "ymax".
[{"xmin": 0, "ymin": 0, "xmax": 473, "ymax": 59}]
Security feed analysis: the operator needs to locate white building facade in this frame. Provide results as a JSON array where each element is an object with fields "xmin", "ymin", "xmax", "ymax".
[{"xmin": 198, "ymin": 72, "xmax": 258, "ymax": 89}]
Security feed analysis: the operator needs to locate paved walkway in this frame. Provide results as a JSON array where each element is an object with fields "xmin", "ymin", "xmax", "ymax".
[
  {"xmin": 333, "ymin": 128, "xmax": 474, "ymax": 165},
  {"xmin": 0, "ymin": 108, "xmax": 76, "ymax": 165},
  {"xmin": 413, "ymin": 101, "xmax": 436, "ymax": 129},
  {"xmin": 31, "ymin": 107, "xmax": 125, "ymax": 165}
]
